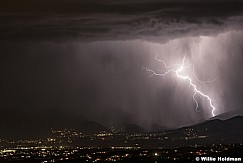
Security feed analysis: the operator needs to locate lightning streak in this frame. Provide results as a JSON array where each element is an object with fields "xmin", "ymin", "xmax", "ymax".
[{"xmin": 144, "ymin": 53, "xmax": 216, "ymax": 117}]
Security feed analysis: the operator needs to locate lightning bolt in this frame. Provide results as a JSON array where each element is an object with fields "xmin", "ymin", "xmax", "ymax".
[{"xmin": 144, "ymin": 51, "xmax": 216, "ymax": 117}]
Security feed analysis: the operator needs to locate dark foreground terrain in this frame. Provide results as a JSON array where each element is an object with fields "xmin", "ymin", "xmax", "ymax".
[
  {"xmin": 1, "ymin": 116, "xmax": 242, "ymax": 162},
  {"xmin": 1, "ymin": 144, "xmax": 243, "ymax": 162}
]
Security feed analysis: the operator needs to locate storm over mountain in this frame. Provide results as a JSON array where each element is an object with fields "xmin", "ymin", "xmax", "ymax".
[{"xmin": 0, "ymin": 0, "xmax": 243, "ymax": 136}]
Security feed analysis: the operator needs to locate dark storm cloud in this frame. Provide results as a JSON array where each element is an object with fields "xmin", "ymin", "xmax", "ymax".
[
  {"xmin": 1, "ymin": 0, "xmax": 243, "ymax": 134},
  {"xmin": 0, "ymin": 0, "xmax": 243, "ymax": 41}
]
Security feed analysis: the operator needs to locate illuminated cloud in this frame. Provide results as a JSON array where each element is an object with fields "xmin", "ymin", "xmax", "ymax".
[{"xmin": 0, "ymin": 0, "xmax": 243, "ymax": 42}]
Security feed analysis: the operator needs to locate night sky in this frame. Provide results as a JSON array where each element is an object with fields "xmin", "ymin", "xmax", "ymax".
[{"xmin": 1, "ymin": 0, "xmax": 243, "ymax": 136}]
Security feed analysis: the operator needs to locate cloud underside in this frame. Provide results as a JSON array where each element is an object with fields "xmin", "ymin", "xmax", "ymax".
[{"xmin": 0, "ymin": 0, "xmax": 243, "ymax": 41}]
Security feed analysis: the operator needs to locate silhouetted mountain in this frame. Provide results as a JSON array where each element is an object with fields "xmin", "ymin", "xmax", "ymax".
[
  {"xmin": 76, "ymin": 121, "xmax": 108, "ymax": 134},
  {"xmin": 210, "ymin": 109, "xmax": 243, "ymax": 120},
  {"xmin": 149, "ymin": 123, "xmax": 168, "ymax": 132},
  {"xmin": 0, "ymin": 108, "xmax": 107, "ymax": 139},
  {"xmin": 1, "ymin": 106, "xmax": 242, "ymax": 145},
  {"xmin": 192, "ymin": 116, "xmax": 243, "ymax": 137},
  {"xmin": 165, "ymin": 116, "xmax": 243, "ymax": 146},
  {"xmin": 100, "ymin": 107, "xmax": 136, "ymax": 126},
  {"xmin": 123, "ymin": 123, "xmax": 146, "ymax": 134}
]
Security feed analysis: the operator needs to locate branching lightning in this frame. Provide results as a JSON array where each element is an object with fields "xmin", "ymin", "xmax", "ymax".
[{"xmin": 144, "ymin": 51, "xmax": 216, "ymax": 117}]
